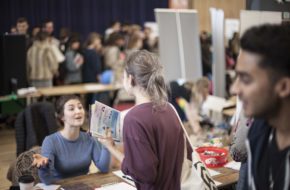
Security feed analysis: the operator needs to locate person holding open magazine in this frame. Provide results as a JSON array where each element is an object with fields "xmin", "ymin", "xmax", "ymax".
[
  {"xmin": 32, "ymin": 95, "xmax": 111, "ymax": 185},
  {"xmin": 98, "ymin": 50, "xmax": 191, "ymax": 190}
]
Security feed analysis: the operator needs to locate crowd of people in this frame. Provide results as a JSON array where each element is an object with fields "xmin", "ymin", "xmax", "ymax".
[
  {"xmin": 10, "ymin": 18, "xmax": 159, "ymax": 89},
  {"xmin": 10, "ymin": 17, "xmax": 243, "ymax": 102}
]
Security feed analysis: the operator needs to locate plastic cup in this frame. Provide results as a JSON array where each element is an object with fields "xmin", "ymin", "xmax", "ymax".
[{"xmin": 18, "ymin": 175, "xmax": 34, "ymax": 190}]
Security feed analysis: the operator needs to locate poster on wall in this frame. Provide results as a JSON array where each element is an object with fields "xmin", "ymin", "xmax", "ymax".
[
  {"xmin": 225, "ymin": 19, "xmax": 240, "ymax": 40},
  {"xmin": 169, "ymin": 0, "xmax": 189, "ymax": 9}
]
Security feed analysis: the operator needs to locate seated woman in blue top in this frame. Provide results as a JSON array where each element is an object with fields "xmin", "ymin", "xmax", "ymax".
[{"xmin": 32, "ymin": 95, "xmax": 111, "ymax": 185}]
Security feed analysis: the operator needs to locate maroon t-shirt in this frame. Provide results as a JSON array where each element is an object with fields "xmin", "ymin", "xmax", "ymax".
[{"xmin": 121, "ymin": 102, "xmax": 184, "ymax": 190}]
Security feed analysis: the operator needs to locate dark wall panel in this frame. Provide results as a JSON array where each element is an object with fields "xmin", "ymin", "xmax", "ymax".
[
  {"xmin": 0, "ymin": 35, "xmax": 27, "ymax": 96},
  {"xmin": 0, "ymin": 0, "xmax": 168, "ymax": 40}
]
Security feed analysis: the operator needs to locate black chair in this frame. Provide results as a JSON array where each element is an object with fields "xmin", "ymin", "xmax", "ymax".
[{"xmin": 15, "ymin": 102, "xmax": 58, "ymax": 156}]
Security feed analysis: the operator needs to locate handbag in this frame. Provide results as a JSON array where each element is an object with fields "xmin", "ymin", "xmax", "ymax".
[{"xmin": 170, "ymin": 104, "xmax": 217, "ymax": 190}]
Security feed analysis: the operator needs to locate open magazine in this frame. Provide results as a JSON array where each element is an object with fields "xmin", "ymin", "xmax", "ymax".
[{"xmin": 90, "ymin": 101, "xmax": 121, "ymax": 142}]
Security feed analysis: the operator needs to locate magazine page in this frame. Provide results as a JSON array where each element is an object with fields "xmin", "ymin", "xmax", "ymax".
[{"xmin": 90, "ymin": 101, "xmax": 121, "ymax": 141}]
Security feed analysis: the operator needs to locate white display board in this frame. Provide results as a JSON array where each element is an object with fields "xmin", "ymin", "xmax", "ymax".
[
  {"xmin": 240, "ymin": 10, "xmax": 282, "ymax": 35},
  {"xmin": 225, "ymin": 19, "xmax": 240, "ymax": 40},
  {"xmin": 210, "ymin": 8, "xmax": 226, "ymax": 98},
  {"xmin": 155, "ymin": 9, "xmax": 202, "ymax": 82}
]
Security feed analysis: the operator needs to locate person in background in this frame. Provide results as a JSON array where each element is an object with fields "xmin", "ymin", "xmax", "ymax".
[
  {"xmin": 27, "ymin": 31, "xmax": 60, "ymax": 88},
  {"xmin": 16, "ymin": 17, "xmax": 29, "ymax": 35},
  {"xmin": 31, "ymin": 26, "xmax": 40, "ymax": 42},
  {"xmin": 42, "ymin": 19, "xmax": 65, "ymax": 86},
  {"xmin": 120, "ymin": 22, "xmax": 132, "ymax": 48},
  {"xmin": 229, "ymin": 32, "xmax": 240, "ymax": 62},
  {"xmin": 169, "ymin": 77, "xmax": 210, "ymax": 135},
  {"xmin": 104, "ymin": 21, "xmax": 121, "ymax": 41},
  {"xmin": 10, "ymin": 26, "xmax": 17, "ymax": 34},
  {"xmin": 16, "ymin": 17, "xmax": 32, "ymax": 49},
  {"xmin": 142, "ymin": 26, "xmax": 155, "ymax": 52},
  {"xmin": 231, "ymin": 24, "xmax": 290, "ymax": 190},
  {"xmin": 64, "ymin": 35, "xmax": 84, "ymax": 84},
  {"xmin": 59, "ymin": 27, "xmax": 71, "ymax": 53},
  {"xmin": 82, "ymin": 32, "xmax": 102, "ymax": 83},
  {"xmin": 103, "ymin": 32, "xmax": 125, "ymax": 85},
  {"xmin": 42, "ymin": 19, "xmax": 59, "ymax": 47},
  {"xmin": 57, "ymin": 28, "xmax": 72, "ymax": 86},
  {"xmin": 99, "ymin": 50, "xmax": 187, "ymax": 190},
  {"xmin": 32, "ymin": 95, "xmax": 111, "ymax": 185},
  {"xmin": 125, "ymin": 33, "xmax": 143, "ymax": 57},
  {"xmin": 184, "ymin": 77, "xmax": 211, "ymax": 134},
  {"xmin": 200, "ymin": 31, "xmax": 212, "ymax": 77},
  {"xmin": 82, "ymin": 33, "xmax": 103, "ymax": 106}
]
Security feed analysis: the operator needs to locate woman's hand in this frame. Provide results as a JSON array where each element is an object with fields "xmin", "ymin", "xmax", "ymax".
[
  {"xmin": 98, "ymin": 128, "xmax": 115, "ymax": 149},
  {"xmin": 98, "ymin": 128, "xmax": 125, "ymax": 163},
  {"xmin": 32, "ymin": 154, "xmax": 49, "ymax": 168}
]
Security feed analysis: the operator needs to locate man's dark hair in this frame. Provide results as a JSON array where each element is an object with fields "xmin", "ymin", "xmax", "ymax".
[
  {"xmin": 110, "ymin": 21, "xmax": 120, "ymax": 27},
  {"xmin": 42, "ymin": 19, "xmax": 53, "ymax": 27},
  {"xmin": 240, "ymin": 24, "xmax": 290, "ymax": 78},
  {"xmin": 17, "ymin": 17, "xmax": 28, "ymax": 24}
]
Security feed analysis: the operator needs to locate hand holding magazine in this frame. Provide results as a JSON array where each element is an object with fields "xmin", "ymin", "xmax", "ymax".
[{"xmin": 90, "ymin": 101, "xmax": 121, "ymax": 142}]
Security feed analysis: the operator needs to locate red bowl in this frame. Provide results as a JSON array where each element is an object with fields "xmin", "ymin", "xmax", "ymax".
[{"xmin": 196, "ymin": 147, "xmax": 228, "ymax": 168}]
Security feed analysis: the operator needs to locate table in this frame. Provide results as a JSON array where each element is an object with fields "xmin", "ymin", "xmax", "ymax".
[
  {"xmin": 20, "ymin": 83, "xmax": 121, "ymax": 98},
  {"xmin": 213, "ymin": 167, "xmax": 239, "ymax": 188},
  {"xmin": 1, "ymin": 83, "xmax": 121, "ymax": 102},
  {"xmin": 16, "ymin": 83, "xmax": 121, "ymax": 105},
  {"xmin": 222, "ymin": 107, "xmax": 236, "ymax": 117},
  {"xmin": 56, "ymin": 167, "xmax": 238, "ymax": 189},
  {"xmin": 57, "ymin": 172, "xmax": 124, "ymax": 189}
]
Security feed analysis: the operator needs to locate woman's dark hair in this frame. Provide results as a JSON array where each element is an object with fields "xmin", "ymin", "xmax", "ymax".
[
  {"xmin": 55, "ymin": 95, "xmax": 82, "ymax": 120},
  {"xmin": 125, "ymin": 50, "xmax": 168, "ymax": 107},
  {"xmin": 240, "ymin": 24, "xmax": 290, "ymax": 78},
  {"xmin": 106, "ymin": 32, "xmax": 124, "ymax": 46},
  {"xmin": 68, "ymin": 35, "xmax": 80, "ymax": 47}
]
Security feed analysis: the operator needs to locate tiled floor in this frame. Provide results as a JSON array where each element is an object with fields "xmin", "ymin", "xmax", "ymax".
[{"xmin": 0, "ymin": 125, "xmax": 16, "ymax": 190}]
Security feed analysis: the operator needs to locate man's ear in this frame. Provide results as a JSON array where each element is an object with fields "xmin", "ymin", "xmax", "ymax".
[{"xmin": 275, "ymin": 77, "xmax": 290, "ymax": 98}]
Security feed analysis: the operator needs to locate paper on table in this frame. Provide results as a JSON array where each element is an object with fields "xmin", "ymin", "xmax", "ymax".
[
  {"xmin": 214, "ymin": 180, "xmax": 222, "ymax": 186},
  {"xmin": 207, "ymin": 169, "xmax": 221, "ymax": 177},
  {"xmin": 33, "ymin": 183, "xmax": 60, "ymax": 190},
  {"xmin": 224, "ymin": 161, "xmax": 241, "ymax": 171},
  {"xmin": 95, "ymin": 182, "xmax": 136, "ymax": 190},
  {"xmin": 112, "ymin": 170, "xmax": 135, "ymax": 186}
]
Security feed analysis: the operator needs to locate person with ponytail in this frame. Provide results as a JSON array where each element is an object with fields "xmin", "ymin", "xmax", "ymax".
[{"xmin": 99, "ymin": 50, "xmax": 187, "ymax": 190}]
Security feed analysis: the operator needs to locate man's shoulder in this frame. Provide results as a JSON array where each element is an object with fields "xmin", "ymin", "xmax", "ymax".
[
  {"xmin": 248, "ymin": 119, "xmax": 271, "ymax": 144},
  {"xmin": 250, "ymin": 119, "xmax": 269, "ymax": 132}
]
